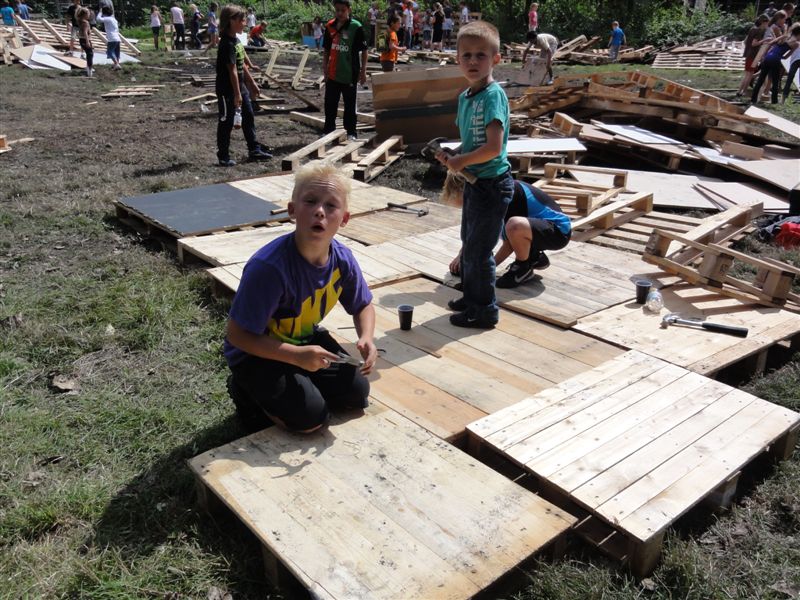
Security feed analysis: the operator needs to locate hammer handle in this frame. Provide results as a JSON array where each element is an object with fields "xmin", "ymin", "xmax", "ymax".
[
  {"xmin": 452, "ymin": 168, "xmax": 478, "ymax": 185},
  {"xmin": 701, "ymin": 322, "xmax": 748, "ymax": 337}
]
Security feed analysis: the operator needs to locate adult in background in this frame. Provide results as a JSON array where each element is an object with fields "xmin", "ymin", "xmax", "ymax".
[
  {"xmin": 522, "ymin": 31, "xmax": 558, "ymax": 82},
  {"xmin": 403, "ymin": 1, "xmax": 413, "ymax": 49},
  {"xmin": 367, "ymin": 2, "xmax": 378, "ymax": 46},
  {"xmin": 322, "ymin": 0, "xmax": 367, "ymax": 139},
  {"xmin": 752, "ymin": 22, "xmax": 799, "ymax": 103},
  {"xmin": 189, "ymin": 3, "xmax": 202, "ymax": 49},
  {"xmin": 170, "ymin": 0, "xmax": 185, "ymax": 49},
  {"xmin": 783, "ymin": 22, "xmax": 800, "ymax": 101},
  {"xmin": 64, "ymin": 0, "xmax": 81, "ymax": 55},
  {"xmin": 442, "ymin": 0, "xmax": 453, "ymax": 49},
  {"xmin": 151, "ymin": 5, "xmax": 162, "ymax": 50},
  {"xmin": 431, "ymin": 2, "xmax": 444, "ymax": 51},
  {"xmin": 16, "ymin": 0, "xmax": 29, "ymax": 20}
]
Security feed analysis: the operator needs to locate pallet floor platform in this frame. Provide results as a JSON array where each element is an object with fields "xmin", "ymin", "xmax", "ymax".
[
  {"xmin": 324, "ymin": 277, "xmax": 625, "ymax": 441},
  {"xmin": 368, "ymin": 227, "xmax": 672, "ymax": 327},
  {"xmin": 189, "ymin": 404, "xmax": 576, "ymax": 599},
  {"xmin": 467, "ymin": 350, "xmax": 800, "ymax": 575},
  {"xmin": 575, "ymin": 283, "xmax": 800, "ymax": 376},
  {"xmin": 116, "ymin": 174, "xmax": 427, "ymax": 239}
]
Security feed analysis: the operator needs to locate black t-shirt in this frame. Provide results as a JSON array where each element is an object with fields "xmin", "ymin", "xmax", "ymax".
[
  {"xmin": 67, "ymin": 4, "xmax": 78, "ymax": 26},
  {"xmin": 216, "ymin": 34, "xmax": 244, "ymax": 96}
]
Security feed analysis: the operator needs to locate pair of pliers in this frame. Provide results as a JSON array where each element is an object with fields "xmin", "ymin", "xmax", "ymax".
[{"xmin": 332, "ymin": 351, "xmax": 364, "ymax": 367}]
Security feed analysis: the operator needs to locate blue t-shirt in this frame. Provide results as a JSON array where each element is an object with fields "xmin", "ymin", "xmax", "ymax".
[
  {"xmin": 610, "ymin": 27, "xmax": 625, "ymax": 46},
  {"xmin": 224, "ymin": 233, "xmax": 373, "ymax": 366},
  {"xmin": 1, "ymin": 6, "xmax": 15, "ymax": 25},
  {"xmin": 456, "ymin": 81, "xmax": 511, "ymax": 180},
  {"xmin": 502, "ymin": 180, "xmax": 571, "ymax": 239}
]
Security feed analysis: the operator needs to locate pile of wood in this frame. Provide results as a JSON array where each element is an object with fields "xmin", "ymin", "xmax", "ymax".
[
  {"xmin": 554, "ymin": 35, "xmax": 656, "ymax": 65},
  {"xmin": 652, "ymin": 37, "xmax": 744, "ymax": 71}
]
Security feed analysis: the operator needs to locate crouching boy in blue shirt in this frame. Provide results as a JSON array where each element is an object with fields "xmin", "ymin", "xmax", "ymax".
[{"xmin": 224, "ymin": 164, "xmax": 378, "ymax": 433}]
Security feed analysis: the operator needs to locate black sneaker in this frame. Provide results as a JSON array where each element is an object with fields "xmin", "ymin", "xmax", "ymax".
[
  {"xmin": 496, "ymin": 259, "xmax": 535, "ymax": 289},
  {"xmin": 218, "ymin": 158, "xmax": 236, "ymax": 167},
  {"xmin": 248, "ymin": 149, "xmax": 273, "ymax": 161},
  {"xmin": 449, "ymin": 309, "xmax": 497, "ymax": 329},
  {"xmin": 531, "ymin": 251, "xmax": 550, "ymax": 270},
  {"xmin": 447, "ymin": 297, "xmax": 467, "ymax": 311}
]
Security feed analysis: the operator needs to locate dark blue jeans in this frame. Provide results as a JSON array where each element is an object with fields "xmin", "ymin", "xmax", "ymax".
[
  {"xmin": 323, "ymin": 79, "xmax": 358, "ymax": 136},
  {"xmin": 216, "ymin": 86, "xmax": 258, "ymax": 161},
  {"xmin": 460, "ymin": 170, "xmax": 514, "ymax": 321}
]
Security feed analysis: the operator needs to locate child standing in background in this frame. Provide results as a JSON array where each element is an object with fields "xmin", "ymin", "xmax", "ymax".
[
  {"xmin": 527, "ymin": 2, "xmax": 538, "ymax": 33},
  {"xmin": 216, "ymin": 4, "xmax": 272, "ymax": 166},
  {"xmin": 189, "ymin": 3, "xmax": 202, "ymax": 49},
  {"xmin": 150, "ymin": 5, "xmax": 162, "ymax": 50},
  {"xmin": 312, "ymin": 16, "xmax": 323, "ymax": 49},
  {"xmin": 76, "ymin": 6, "xmax": 93, "ymax": 76},
  {"xmin": 207, "ymin": 2, "xmax": 219, "ymax": 48},
  {"xmin": 96, "ymin": 5, "xmax": 121, "ymax": 69},
  {"xmin": 437, "ymin": 20, "xmax": 513, "ymax": 329},
  {"xmin": 379, "ymin": 15, "xmax": 405, "ymax": 71},
  {"xmin": 608, "ymin": 20, "xmax": 626, "ymax": 62}
]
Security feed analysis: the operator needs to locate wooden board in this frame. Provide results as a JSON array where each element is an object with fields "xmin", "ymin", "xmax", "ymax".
[
  {"xmin": 368, "ymin": 227, "xmax": 673, "ymax": 328},
  {"xmin": 115, "ymin": 184, "xmax": 281, "ymax": 238},
  {"xmin": 338, "ymin": 202, "xmax": 461, "ymax": 245},
  {"xmin": 694, "ymin": 181, "xmax": 789, "ymax": 214},
  {"xmin": 575, "ymin": 283, "xmax": 800, "ymax": 375},
  {"xmin": 227, "ymin": 173, "xmax": 426, "ymax": 217},
  {"xmin": 744, "ymin": 106, "xmax": 800, "ymax": 141},
  {"xmin": 189, "ymin": 404, "xmax": 576, "ymax": 599},
  {"xmin": 729, "ymin": 158, "xmax": 800, "ymax": 192},
  {"xmin": 572, "ymin": 169, "xmax": 722, "ymax": 211},
  {"xmin": 321, "ymin": 277, "xmax": 624, "ymax": 439},
  {"xmin": 441, "ymin": 137, "xmax": 587, "ymax": 154},
  {"xmin": 467, "ymin": 350, "xmax": 799, "ymax": 574}
]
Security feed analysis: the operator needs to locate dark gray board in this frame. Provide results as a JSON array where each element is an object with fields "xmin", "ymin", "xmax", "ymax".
[{"xmin": 117, "ymin": 183, "xmax": 282, "ymax": 237}]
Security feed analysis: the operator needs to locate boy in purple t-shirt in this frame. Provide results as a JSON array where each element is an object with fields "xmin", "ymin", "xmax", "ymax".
[{"xmin": 224, "ymin": 164, "xmax": 377, "ymax": 433}]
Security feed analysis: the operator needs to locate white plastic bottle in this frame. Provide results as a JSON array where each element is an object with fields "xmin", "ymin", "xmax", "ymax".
[
  {"xmin": 645, "ymin": 289, "xmax": 663, "ymax": 313},
  {"xmin": 233, "ymin": 108, "xmax": 242, "ymax": 129}
]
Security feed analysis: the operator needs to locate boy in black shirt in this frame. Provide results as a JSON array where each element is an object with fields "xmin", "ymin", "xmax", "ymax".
[{"xmin": 215, "ymin": 4, "xmax": 271, "ymax": 166}]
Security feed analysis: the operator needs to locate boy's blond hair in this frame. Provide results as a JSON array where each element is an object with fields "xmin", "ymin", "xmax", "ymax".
[
  {"xmin": 292, "ymin": 163, "xmax": 351, "ymax": 209},
  {"xmin": 457, "ymin": 20, "xmax": 500, "ymax": 54}
]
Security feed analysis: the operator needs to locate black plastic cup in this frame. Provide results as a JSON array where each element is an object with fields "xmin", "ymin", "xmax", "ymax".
[
  {"xmin": 635, "ymin": 280, "xmax": 652, "ymax": 304},
  {"xmin": 398, "ymin": 304, "xmax": 413, "ymax": 330}
]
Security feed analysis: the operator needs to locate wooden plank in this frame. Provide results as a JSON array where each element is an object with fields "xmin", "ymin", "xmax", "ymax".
[
  {"xmin": 729, "ymin": 159, "xmax": 800, "ymax": 192},
  {"xmin": 744, "ymin": 106, "xmax": 800, "ymax": 140}
]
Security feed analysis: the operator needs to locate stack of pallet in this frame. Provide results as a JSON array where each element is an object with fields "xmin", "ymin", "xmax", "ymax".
[{"xmin": 652, "ymin": 37, "xmax": 744, "ymax": 71}]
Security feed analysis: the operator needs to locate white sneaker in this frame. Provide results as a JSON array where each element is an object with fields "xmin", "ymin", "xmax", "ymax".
[{"xmin": 347, "ymin": 134, "xmax": 358, "ymax": 141}]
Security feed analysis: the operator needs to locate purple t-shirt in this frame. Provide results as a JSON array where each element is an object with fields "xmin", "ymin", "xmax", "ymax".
[{"xmin": 224, "ymin": 233, "xmax": 373, "ymax": 366}]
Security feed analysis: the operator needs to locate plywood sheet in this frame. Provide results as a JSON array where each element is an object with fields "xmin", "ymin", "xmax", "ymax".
[
  {"xmin": 572, "ymin": 168, "xmax": 722, "ymax": 210},
  {"xmin": 442, "ymin": 137, "xmax": 587, "ymax": 154},
  {"xmin": 117, "ymin": 184, "xmax": 281, "ymax": 237},
  {"xmin": 575, "ymin": 283, "xmax": 800, "ymax": 374},
  {"xmin": 369, "ymin": 226, "xmax": 674, "ymax": 327},
  {"xmin": 594, "ymin": 123, "xmax": 683, "ymax": 146},
  {"xmin": 189, "ymin": 405, "xmax": 576, "ymax": 599},
  {"xmin": 694, "ymin": 181, "xmax": 789, "ymax": 213},
  {"xmin": 468, "ymin": 350, "xmax": 800, "ymax": 544},
  {"xmin": 729, "ymin": 158, "xmax": 800, "ymax": 192}
]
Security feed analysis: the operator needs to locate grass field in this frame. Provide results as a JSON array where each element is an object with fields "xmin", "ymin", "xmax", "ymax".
[{"xmin": 1, "ymin": 47, "xmax": 799, "ymax": 599}]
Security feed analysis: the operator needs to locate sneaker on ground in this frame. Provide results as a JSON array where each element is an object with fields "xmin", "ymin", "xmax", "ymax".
[
  {"xmin": 449, "ymin": 309, "xmax": 497, "ymax": 329},
  {"xmin": 218, "ymin": 158, "xmax": 236, "ymax": 167},
  {"xmin": 248, "ymin": 149, "xmax": 273, "ymax": 161},
  {"xmin": 531, "ymin": 251, "xmax": 550, "ymax": 270},
  {"xmin": 447, "ymin": 296, "xmax": 467, "ymax": 311},
  {"xmin": 496, "ymin": 259, "xmax": 535, "ymax": 289},
  {"xmin": 347, "ymin": 134, "xmax": 358, "ymax": 141}
]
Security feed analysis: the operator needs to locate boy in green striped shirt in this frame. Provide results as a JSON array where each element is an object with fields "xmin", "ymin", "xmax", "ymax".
[{"xmin": 322, "ymin": 0, "xmax": 368, "ymax": 139}]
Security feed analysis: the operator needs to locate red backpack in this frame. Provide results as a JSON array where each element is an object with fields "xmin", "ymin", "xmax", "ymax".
[{"xmin": 775, "ymin": 222, "xmax": 800, "ymax": 249}]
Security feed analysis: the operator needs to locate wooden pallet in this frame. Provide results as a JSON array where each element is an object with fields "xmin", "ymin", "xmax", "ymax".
[
  {"xmin": 643, "ymin": 229, "xmax": 800, "ymax": 310},
  {"xmin": 190, "ymin": 404, "xmax": 576, "ymax": 598},
  {"xmin": 575, "ymin": 283, "xmax": 800, "ymax": 376},
  {"xmin": 365, "ymin": 227, "xmax": 672, "ymax": 328},
  {"xmin": 467, "ymin": 350, "xmax": 800, "ymax": 576},
  {"xmin": 338, "ymin": 202, "xmax": 461, "ymax": 246},
  {"xmin": 528, "ymin": 163, "xmax": 628, "ymax": 217},
  {"xmin": 260, "ymin": 46, "xmax": 314, "ymax": 90},
  {"xmin": 102, "ymin": 85, "xmax": 165, "ymax": 99},
  {"xmin": 280, "ymin": 130, "xmax": 405, "ymax": 183}
]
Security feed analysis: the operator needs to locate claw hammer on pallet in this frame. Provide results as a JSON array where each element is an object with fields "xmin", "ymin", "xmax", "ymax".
[
  {"xmin": 387, "ymin": 202, "xmax": 429, "ymax": 217},
  {"xmin": 421, "ymin": 137, "xmax": 478, "ymax": 184},
  {"xmin": 661, "ymin": 314, "xmax": 748, "ymax": 337}
]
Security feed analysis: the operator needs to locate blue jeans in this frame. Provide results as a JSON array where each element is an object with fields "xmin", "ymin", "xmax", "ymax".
[{"xmin": 460, "ymin": 170, "xmax": 513, "ymax": 321}]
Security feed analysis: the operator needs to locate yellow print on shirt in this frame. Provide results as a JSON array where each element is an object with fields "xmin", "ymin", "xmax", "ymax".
[{"xmin": 268, "ymin": 268, "xmax": 343, "ymax": 344}]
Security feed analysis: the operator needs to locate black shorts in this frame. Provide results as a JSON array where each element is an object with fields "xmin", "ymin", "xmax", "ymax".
[
  {"xmin": 529, "ymin": 218, "xmax": 570, "ymax": 253},
  {"xmin": 229, "ymin": 329, "xmax": 369, "ymax": 431},
  {"xmin": 526, "ymin": 29, "xmax": 538, "ymax": 42}
]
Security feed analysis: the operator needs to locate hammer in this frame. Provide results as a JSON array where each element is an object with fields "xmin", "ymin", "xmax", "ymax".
[
  {"xmin": 421, "ymin": 137, "xmax": 478, "ymax": 184},
  {"xmin": 661, "ymin": 314, "xmax": 748, "ymax": 338},
  {"xmin": 387, "ymin": 202, "xmax": 429, "ymax": 217}
]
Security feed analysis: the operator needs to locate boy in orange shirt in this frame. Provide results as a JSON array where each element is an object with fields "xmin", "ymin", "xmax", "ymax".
[{"xmin": 379, "ymin": 15, "xmax": 406, "ymax": 71}]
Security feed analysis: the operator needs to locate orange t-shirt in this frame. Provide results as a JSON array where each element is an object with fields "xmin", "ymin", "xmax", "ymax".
[{"xmin": 379, "ymin": 30, "xmax": 398, "ymax": 63}]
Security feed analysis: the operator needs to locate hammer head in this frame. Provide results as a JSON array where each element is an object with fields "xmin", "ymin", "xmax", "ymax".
[
  {"xmin": 661, "ymin": 313, "xmax": 677, "ymax": 328},
  {"xmin": 421, "ymin": 136, "xmax": 451, "ymax": 161}
]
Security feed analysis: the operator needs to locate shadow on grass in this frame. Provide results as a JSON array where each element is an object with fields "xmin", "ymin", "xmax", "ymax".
[{"xmin": 88, "ymin": 416, "xmax": 280, "ymax": 598}]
